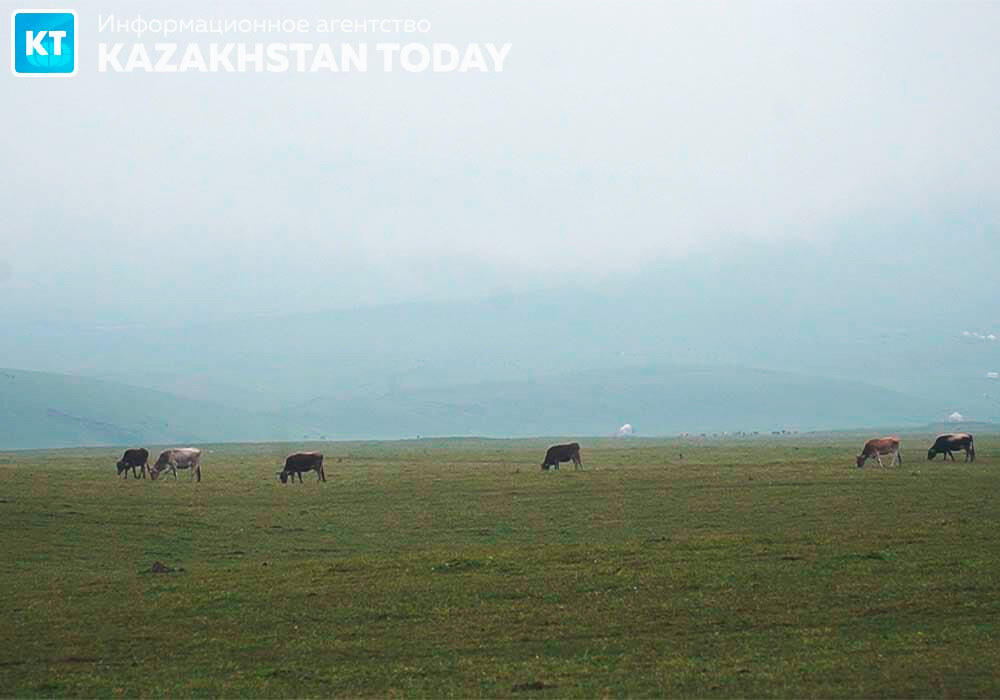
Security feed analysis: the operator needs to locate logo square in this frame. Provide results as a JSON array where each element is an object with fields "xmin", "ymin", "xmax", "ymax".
[{"xmin": 11, "ymin": 9, "xmax": 77, "ymax": 76}]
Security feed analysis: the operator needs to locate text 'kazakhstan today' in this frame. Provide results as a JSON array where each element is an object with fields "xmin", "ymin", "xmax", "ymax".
[{"xmin": 98, "ymin": 42, "xmax": 512, "ymax": 73}]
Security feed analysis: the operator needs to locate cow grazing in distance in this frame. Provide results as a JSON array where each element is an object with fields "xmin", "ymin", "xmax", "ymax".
[
  {"xmin": 150, "ymin": 448, "xmax": 202, "ymax": 482},
  {"xmin": 541, "ymin": 442, "xmax": 583, "ymax": 470},
  {"xmin": 927, "ymin": 433, "xmax": 975, "ymax": 462},
  {"xmin": 278, "ymin": 452, "xmax": 325, "ymax": 483},
  {"xmin": 856, "ymin": 437, "xmax": 902, "ymax": 468},
  {"xmin": 116, "ymin": 448, "xmax": 149, "ymax": 479}
]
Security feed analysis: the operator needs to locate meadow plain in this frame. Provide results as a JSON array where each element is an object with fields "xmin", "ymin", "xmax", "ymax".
[{"xmin": 1, "ymin": 435, "xmax": 999, "ymax": 697}]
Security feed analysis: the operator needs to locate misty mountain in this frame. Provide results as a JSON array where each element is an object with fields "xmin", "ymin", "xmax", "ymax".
[
  {"xmin": 0, "ymin": 364, "xmax": 946, "ymax": 449},
  {"xmin": 5, "ymin": 227, "xmax": 998, "ymax": 424},
  {"xmin": 0, "ymin": 369, "xmax": 293, "ymax": 450},
  {"xmin": 285, "ymin": 365, "xmax": 943, "ymax": 440}
]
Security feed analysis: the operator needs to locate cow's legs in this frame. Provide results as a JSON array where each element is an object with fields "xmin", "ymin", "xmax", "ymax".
[
  {"xmin": 875, "ymin": 453, "xmax": 884, "ymax": 468},
  {"xmin": 297, "ymin": 471, "xmax": 304, "ymax": 483}
]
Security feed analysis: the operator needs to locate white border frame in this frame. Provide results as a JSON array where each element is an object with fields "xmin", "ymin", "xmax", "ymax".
[{"xmin": 11, "ymin": 9, "xmax": 78, "ymax": 77}]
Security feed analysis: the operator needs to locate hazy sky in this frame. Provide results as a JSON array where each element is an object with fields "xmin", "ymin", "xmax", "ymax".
[{"xmin": 2, "ymin": 1, "xmax": 999, "ymax": 322}]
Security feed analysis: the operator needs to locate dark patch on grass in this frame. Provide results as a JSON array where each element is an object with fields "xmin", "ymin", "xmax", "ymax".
[
  {"xmin": 145, "ymin": 561, "xmax": 184, "ymax": 574},
  {"xmin": 482, "ymin": 590, "xmax": 532, "ymax": 601},
  {"xmin": 53, "ymin": 656, "xmax": 100, "ymax": 664},
  {"xmin": 512, "ymin": 680, "xmax": 556, "ymax": 692},
  {"xmin": 842, "ymin": 551, "xmax": 895, "ymax": 561}
]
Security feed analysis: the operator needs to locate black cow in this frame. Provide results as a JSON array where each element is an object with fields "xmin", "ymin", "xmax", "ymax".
[
  {"xmin": 116, "ymin": 448, "xmax": 149, "ymax": 479},
  {"xmin": 927, "ymin": 433, "xmax": 975, "ymax": 462},
  {"xmin": 278, "ymin": 452, "xmax": 326, "ymax": 483},
  {"xmin": 541, "ymin": 442, "xmax": 582, "ymax": 470}
]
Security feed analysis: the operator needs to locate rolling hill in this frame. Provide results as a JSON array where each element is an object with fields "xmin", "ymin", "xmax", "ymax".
[
  {"xmin": 0, "ymin": 369, "xmax": 293, "ymax": 450},
  {"xmin": 285, "ymin": 365, "xmax": 943, "ymax": 439},
  {"xmin": 0, "ymin": 363, "xmax": 959, "ymax": 449}
]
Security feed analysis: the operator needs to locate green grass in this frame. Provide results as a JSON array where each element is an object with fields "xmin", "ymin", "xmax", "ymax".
[{"xmin": 1, "ymin": 436, "xmax": 999, "ymax": 697}]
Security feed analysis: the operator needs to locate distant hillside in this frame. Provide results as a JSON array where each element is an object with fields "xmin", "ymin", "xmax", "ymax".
[
  {"xmin": 0, "ymin": 369, "xmax": 294, "ymax": 449},
  {"xmin": 0, "ymin": 363, "xmax": 953, "ymax": 449},
  {"xmin": 7, "ymin": 233, "xmax": 999, "ymax": 424},
  {"xmin": 285, "ymin": 365, "xmax": 943, "ymax": 439}
]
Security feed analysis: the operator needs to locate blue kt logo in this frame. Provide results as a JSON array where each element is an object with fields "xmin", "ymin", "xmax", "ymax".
[{"xmin": 11, "ymin": 9, "xmax": 77, "ymax": 76}]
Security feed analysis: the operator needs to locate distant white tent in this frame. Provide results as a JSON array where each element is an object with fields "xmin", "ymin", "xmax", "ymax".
[
  {"xmin": 948, "ymin": 412, "xmax": 964, "ymax": 422},
  {"xmin": 616, "ymin": 423, "xmax": 634, "ymax": 437},
  {"xmin": 988, "ymin": 372, "xmax": 999, "ymax": 380}
]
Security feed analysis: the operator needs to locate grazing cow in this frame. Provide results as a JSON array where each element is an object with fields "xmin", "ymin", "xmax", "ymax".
[
  {"xmin": 116, "ymin": 448, "xmax": 149, "ymax": 479},
  {"xmin": 150, "ymin": 448, "xmax": 202, "ymax": 482},
  {"xmin": 278, "ymin": 452, "xmax": 325, "ymax": 483},
  {"xmin": 541, "ymin": 442, "xmax": 583, "ymax": 470},
  {"xmin": 856, "ymin": 437, "xmax": 902, "ymax": 469},
  {"xmin": 927, "ymin": 433, "xmax": 975, "ymax": 462}
]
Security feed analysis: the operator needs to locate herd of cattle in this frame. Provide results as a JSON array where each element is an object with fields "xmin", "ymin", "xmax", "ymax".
[
  {"xmin": 114, "ymin": 434, "xmax": 977, "ymax": 483},
  {"xmin": 115, "ymin": 448, "xmax": 326, "ymax": 483},
  {"xmin": 856, "ymin": 432, "xmax": 976, "ymax": 468}
]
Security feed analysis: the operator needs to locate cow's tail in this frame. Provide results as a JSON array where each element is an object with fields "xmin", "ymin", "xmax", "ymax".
[{"xmin": 970, "ymin": 435, "xmax": 976, "ymax": 462}]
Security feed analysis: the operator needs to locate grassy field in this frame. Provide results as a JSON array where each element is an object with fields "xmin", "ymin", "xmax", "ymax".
[{"xmin": 1, "ymin": 435, "xmax": 999, "ymax": 697}]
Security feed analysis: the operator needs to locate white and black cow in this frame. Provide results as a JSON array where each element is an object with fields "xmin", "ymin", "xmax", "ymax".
[
  {"xmin": 278, "ymin": 452, "xmax": 325, "ymax": 483},
  {"xmin": 116, "ymin": 448, "xmax": 149, "ymax": 479},
  {"xmin": 927, "ymin": 433, "xmax": 975, "ymax": 462},
  {"xmin": 541, "ymin": 442, "xmax": 583, "ymax": 470},
  {"xmin": 150, "ymin": 448, "xmax": 202, "ymax": 482}
]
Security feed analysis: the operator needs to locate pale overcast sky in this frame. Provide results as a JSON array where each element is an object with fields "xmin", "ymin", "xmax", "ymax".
[{"xmin": 2, "ymin": 1, "xmax": 998, "ymax": 322}]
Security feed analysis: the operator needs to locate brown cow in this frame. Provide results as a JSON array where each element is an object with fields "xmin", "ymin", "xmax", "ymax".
[
  {"xmin": 927, "ymin": 433, "xmax": 975, "ymax": 462},
  {"xmin": 856, "ymin": 437, "xmax": 902, "ymax": 468}
]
